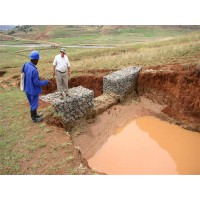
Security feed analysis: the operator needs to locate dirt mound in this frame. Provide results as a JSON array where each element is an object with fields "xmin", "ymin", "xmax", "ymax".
[{"xmin": 138, "ymin": 64, "xmax": 200, "ymax": 131}]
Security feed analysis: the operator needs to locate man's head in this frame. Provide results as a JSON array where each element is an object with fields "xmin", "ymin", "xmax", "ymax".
[
  {"xmin": 30, "ymin": 50, "xmax": 40, "ymax": 65},
  {"xmin": 60, "ymin": 48, "xmax": 66, "ymax": 57}
]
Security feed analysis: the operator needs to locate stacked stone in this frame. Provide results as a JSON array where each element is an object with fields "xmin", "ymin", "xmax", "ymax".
[
  {"xmin": 40, "ymin": 86, "xmax": 94, "ymax": 122},
  {"xmin": 103, "ymin": 66, "xmax": 142, "ymax": 95}
]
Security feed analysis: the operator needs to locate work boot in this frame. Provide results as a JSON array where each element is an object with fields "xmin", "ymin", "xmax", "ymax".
[
  {"xmin": 36, "ymin": 110, "xmax": 43, "ymax": 118},
  {"xmin": 33, "ymin": 117, "xmax": 44, "ymax": 123},
  {"xmin": 30, "ymin": 110, "xmax": 44, "ymax": 123}
]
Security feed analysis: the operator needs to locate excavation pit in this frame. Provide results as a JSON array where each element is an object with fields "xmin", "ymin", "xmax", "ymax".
[
  {"xmin": 41, "ymin": 75, "xmax": 103, "ymax": 97},
  {"xmin": 40, "ymin": 65, "xmax": 200, "ymax": 175},
  {"xmin": 41, "ymin": 66, "xmax": 141, "ymax": 124}
]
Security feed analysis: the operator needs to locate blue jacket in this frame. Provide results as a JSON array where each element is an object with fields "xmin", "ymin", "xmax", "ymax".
[{"xmin": 22, "ymin": 62, "xmax": 49, "ymax": 95}]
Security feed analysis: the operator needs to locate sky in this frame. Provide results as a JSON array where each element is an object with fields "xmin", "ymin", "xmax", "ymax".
[{"xmin": 0, "ymin": 0, "xmax": 199, "ymax": 25}]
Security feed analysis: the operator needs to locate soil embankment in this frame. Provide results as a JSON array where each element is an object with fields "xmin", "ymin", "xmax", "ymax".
[
  {"xmin": 41, "ymin": 64, "xmax": 200, "ymax": 132},
  {"xmin": 41, "ymin": 68, "xmax": 119, "ymax": 97},
  {"xmin": 138, "ymin": 64, "xmax": 200, "ymax": 131},
  {"xmin": 42, "ymin": 75, "xmax": 103, "ymax": 97}
]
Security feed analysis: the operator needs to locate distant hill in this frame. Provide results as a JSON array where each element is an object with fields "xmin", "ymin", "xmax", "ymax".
[
  {"xmin": 1, "ymin": 25, "xmax": 200, "ymax": 45},
  {"xmin": 11, "ymin": 25, "xmax": 200, "ymax": 38},
  {"xmin": 0, "ymin": 25, "xmax": 15, "ymax": 31}
]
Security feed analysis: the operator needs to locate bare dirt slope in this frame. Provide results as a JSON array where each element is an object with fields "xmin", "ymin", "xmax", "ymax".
[{"xmin": 138, "ymin": 64, "xmax": 200, "ymax": 131}]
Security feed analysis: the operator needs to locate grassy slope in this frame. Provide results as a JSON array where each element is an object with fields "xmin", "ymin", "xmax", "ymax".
[
  {"xmin": 3, "ymin": 25, "xmax": 200, "ymax": 45},
  {"xmin": 46, "ymin": 25, "xmax": 200, "ymax": 45},
  {"xmin": 0, "ymin": 88, "xmax": 30, "ymax": 174},
  {"xmin": 1, "ymin": 30, "xmax": 200, "ymax": 77}
]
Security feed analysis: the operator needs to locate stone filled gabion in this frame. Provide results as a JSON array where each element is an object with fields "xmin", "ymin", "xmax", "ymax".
[
  {"xmin": 40, "ymin": 86, "xmax": 94, "ymax": 122},
  {"xmin": 103, "ymin": 66, "xmax": 142, "ymax": 95}
]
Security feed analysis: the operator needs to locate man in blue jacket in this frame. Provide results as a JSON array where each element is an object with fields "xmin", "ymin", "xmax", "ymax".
[{"xmin": 22, "ymin": 50, "xmax": 49, "ymax": 123}]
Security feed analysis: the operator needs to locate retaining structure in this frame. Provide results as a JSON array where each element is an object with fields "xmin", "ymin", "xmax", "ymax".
[
  {"xmin": 40, "ymin": 66, "xmax": 142, "ymax": 123},
  {"xmin": 103, "ymin": 66, "xmax": 142, "ymax": 95},
  {"xmin": 40, "ymin": 86, "xmax": 94, "ymax": 122}
]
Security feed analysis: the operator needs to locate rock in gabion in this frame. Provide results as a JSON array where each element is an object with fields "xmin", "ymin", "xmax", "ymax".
[
  {"xmin": 40, "ymin": 86, "xmax": 94, "ymax": 122},
  {"xmin": 103, "ymin": 66, "xmax": 142, "ymax": 95}
]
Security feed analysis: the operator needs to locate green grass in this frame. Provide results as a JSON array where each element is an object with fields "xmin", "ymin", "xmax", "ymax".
[
  {"xmin": 0, "ymin": 88, "xmax": 50, "ymax": 174},
  {"xmin": 1, "ymin": 31, "xmax": 200, "ymax": 79},
  {"xmin": 0, "ymin": 40, "xmax": 41, "ymax": 45},
  {"xmin": 0, "ymin": 46, "xmax": 26, "ymax": 53},
  {"xmin": 3, "ymin": 25, "xmax": 199, "ymax": 46},
  {"xmin": 49, "ymin": 35, "xmax": 99, "ymax": 45},
  {"xmin": 0, "ymin": 89, "xmax": 28, "ymax": 174},
  {"xmin": 46, "ymin": 25, "xmax": 200, "ymax": 45}
]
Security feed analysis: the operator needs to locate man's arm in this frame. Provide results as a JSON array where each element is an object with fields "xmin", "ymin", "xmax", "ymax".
[
  {"xmin": 68, "ymin": 67, "xmax": 71, "ymax": 77},
  {"xmin": 52, "ymin": 56, "xmax": 57, "ymax": 77},
  {"xmin": 67, "ymin": 58, "xmax": 71, "ymax": 77},
  {"xmin": 53, "ymin": 65, "xmax": 56, "ymax": 77}
]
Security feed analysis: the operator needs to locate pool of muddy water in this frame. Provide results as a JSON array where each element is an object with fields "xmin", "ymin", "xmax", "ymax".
[{"xmin": 87, "ymin": 116, "xmax": 200, "ymax": 175}]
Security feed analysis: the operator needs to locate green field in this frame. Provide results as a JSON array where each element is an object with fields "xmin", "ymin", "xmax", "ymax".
[{"xmin": 1, "ymin": 27, "xmax": 200, "ymax": 78}]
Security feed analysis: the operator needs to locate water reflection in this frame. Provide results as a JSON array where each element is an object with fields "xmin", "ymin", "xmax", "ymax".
[
  {"xmin": 88, "ymin": 116, "xmax": 200, "ymax": 175},
  {"xmin": 136, "ymin": 116, "xmax": 200, "ymax": 174}
]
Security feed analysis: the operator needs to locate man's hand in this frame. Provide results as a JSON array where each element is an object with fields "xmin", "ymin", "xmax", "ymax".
[{"xmin": 53, "ymin": 71, "xmax": 55, "ymax": 77}]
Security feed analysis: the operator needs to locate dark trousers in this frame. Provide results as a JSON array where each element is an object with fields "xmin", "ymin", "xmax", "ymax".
[{"xmin": 26, "ymin": 93, "xmax": 39, "ymax": 111}]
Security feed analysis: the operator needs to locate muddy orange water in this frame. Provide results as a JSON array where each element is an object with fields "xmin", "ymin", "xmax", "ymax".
[{"xmin": 87, "ymin": 116, "xmax": 200, "ymax": 175}]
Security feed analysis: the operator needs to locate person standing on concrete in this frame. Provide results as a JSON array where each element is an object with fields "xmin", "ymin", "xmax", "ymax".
[
  {"xmin": 52, "ymin": 48, "xmax": 71, "ymax": 94},
  {"xmin": 22, "ymin": 50, "xmax": 49, "ymax": 123}
]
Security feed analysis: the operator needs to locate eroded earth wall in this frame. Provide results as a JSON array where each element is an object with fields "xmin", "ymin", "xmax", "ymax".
[{"xmin": 138, "ymin": 64, "xmax": 200, "ymax": 131}]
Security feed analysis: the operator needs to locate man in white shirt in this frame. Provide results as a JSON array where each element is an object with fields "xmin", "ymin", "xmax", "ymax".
[{"xmin": 53, "ymin": 48, "xmax": 71, "ymax": 94}]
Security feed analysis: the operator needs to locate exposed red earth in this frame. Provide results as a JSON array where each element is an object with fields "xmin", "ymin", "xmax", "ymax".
[{"xmin": 1, "ymin": 64, "xmax": 199, "ymax": 174}]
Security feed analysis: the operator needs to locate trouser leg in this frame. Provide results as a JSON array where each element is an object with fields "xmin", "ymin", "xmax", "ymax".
[
  {"xmin": 26, "ymin": 94, "xmax": 43, "ymax": 122},
  {"xmin": 26, "ymin": 94, "xmax": 39, "ymax": 111},
  {"xmin": 56, "ymin": 71, "xmax": 63, "ymax": 92},
  {"xmin": 62, "ymin": 73, "xmax": 69, "ymax": 93}
]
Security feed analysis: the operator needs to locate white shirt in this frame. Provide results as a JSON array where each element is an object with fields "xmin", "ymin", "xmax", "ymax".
[{"xmin": 53, "ymin": 54, "xmax": 71, "ymax": 72}]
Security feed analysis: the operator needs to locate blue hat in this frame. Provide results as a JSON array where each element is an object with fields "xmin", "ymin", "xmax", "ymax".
[{"xmin": 30, "ymin": 51, "xmax": 40, "ymax": 60}]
